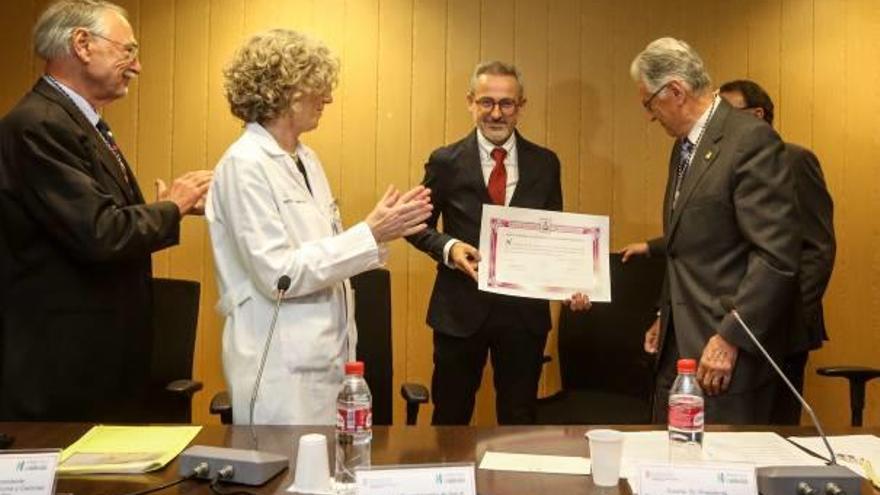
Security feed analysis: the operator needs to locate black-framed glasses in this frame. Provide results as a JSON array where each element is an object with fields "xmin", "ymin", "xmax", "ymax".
[
  {"xmin": 642, "ymin": 82, "xmax": 670, "ymax": 112},
  {"xmin": 474, "ymin": 97, "xmax": 519, "ymax": 115},
  {"xmin": 89, "ymin": 31, "xmax": 139, "ymax": 61}
]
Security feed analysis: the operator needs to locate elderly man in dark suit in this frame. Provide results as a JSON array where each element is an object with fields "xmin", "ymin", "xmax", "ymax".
[
  {"xmin": 0, "ymin": 0, "xmax": 211, "ymax": 421},
  {"xmin": 626, "ymin": 38, "xmax": 801, "ymax": 424},
  {"xmin": 407, "ymin": 61, "xmax": 589, "ymax": 425},
  {"xmin": 718, "ymin": 79, "xmax": 836, "ymax": 424}
]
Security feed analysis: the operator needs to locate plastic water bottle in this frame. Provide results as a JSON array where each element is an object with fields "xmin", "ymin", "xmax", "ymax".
[
  {"xmin": 334, "ymin": 361, "xmax": 372, "ymax": 494},
  {"xmin": 668, "ymin": 358, "xmax": 704, "ymax": 461}
]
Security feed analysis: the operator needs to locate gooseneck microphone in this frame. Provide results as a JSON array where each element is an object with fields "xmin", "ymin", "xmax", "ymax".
[
  {"xmin": 250, "ymin": 275, "xmax": 292, "ymax": 448},
  {"xmin": 719, "ymin": 297, "xmax": 860, "ymax": 495}
]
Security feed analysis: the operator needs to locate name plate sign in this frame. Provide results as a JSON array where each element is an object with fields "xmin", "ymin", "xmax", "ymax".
[
  {"xmin": 356, "ymin": 463, "xmax": 475, "ymax": 495},
  {"xmin": 637, "ymin": 462, "xmax": 757, "ymax": 495},
  {"xmin": 0, "ymin": 450, "xmax": 60, "ymax": 495}
]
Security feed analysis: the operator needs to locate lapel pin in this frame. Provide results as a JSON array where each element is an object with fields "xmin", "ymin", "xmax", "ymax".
[{"xmin": 704, "ymin": 150, "xmax": 713, "ymax": 160}]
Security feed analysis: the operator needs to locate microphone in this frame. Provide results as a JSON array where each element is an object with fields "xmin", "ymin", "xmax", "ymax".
[
  {"xmin": 250, "ymin": 275, "xmax": 292, "ymax": 446},
  {"xmin": 177, "ymin": 276, "xmax": 292, "ymax": 486},
  {"xmin": 719, "ymin": 297, "xmax": 860, "ymax": 495}
]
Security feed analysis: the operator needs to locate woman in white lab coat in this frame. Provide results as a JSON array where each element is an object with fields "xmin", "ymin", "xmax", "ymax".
[{"xmin": 207, "ymin": 29, "xmax": 431, "ymax": 425}]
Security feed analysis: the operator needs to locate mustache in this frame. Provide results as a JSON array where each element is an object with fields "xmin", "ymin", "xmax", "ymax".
[{"xmin": 123, "ymin": 69, "xmax": 139, "ymax": 79}]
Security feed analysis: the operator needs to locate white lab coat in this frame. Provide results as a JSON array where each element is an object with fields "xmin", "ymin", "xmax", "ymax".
[{"xmin": 206, "ymin": 123, "xmax": 384, "ymax": 425}]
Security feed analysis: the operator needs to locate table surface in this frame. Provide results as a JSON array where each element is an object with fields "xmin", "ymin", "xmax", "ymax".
[{"xmin": 2, "ymin": 423, "xmax": 876, "ymax": 495}]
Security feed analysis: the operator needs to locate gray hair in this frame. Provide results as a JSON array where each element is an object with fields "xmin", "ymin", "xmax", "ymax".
[
  {"xmin": 33, "ymin": 0, "xmax": 128, "ymax": 60},
  {"xmin": 629, "ymin": 37, "xmax": 712, "ymax": 94},
  {"xmin": 468, "ymin": 60, "xmax": 525, "ymax": 99}
]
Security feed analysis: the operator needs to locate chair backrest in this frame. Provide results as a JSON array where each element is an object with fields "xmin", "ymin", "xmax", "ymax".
[
  {"xmin": 146, "ymin": 277, "xmax": 200, "ymax": 423},
  {"xmin": 351, "ymin": 268, "xmax": 393, "ymax": 426},
  {"xmin": 557, "ymin": 253, "xmax": 665, "ymax": 400}
]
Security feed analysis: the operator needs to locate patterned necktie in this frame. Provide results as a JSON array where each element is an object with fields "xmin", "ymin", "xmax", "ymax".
[
  {"xmin": 672, "ymin": 138, "xmax": 694, "ymax": 210},
  {"xmin": 291, "ymin": 154, "xmax": 312, "ymax": 195},
  {"xmin": 488, "ymin": 147, "xmax": 507, "ymax": 206},
  {"xmin": 95, "ymin": 119, "xmax": 131, "ymax": 186}
]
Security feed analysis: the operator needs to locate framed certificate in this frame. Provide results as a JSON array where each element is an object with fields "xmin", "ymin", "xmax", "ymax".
[{"xmin": 478, "ymin": 205, "xmax": 611, "ymax": 302}]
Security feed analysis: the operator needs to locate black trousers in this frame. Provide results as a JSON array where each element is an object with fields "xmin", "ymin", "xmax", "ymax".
[
  {"xmin": 430, "ymin": 301, "xmax": 548, "ymax": 425},
  {"xmin": 769, "ymin": 350, "xmax": 809, "ymax": 425},
  {"xmin": 652, "ymin": 325, "xmax": 777, "ymax": 425}
]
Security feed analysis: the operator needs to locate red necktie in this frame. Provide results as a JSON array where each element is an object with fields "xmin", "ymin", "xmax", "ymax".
[{"xmin": 488, "ymin": 147, "xmax": 507, "ymax": 205}]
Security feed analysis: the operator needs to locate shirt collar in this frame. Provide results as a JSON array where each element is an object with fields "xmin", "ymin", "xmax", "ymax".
[
  {"xmin": 43, "ymin": 75, "xmax": 101, "ymax": 127},
  {"xmin": 476, "ymin": 128, "xmax": 516, "ymax": 161},
  {"xmin": 685, "ymin": 94, "xmax": 720, "ymax": 145}
]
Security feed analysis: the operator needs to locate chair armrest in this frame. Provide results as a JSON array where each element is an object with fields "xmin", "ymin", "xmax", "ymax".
[
  {"xmin": 817, "ymin": 366, "xmax": 880, "ymax": 381},
  {"xmin": 400, "ymin": 383, "xmax": 429, "ymax": 404},
  {"xmin": 166, "ymin": 379, "xmax": 203, "ymax": 397},
  {"xmin": 210, "ymin": 391, "xmax": 233, "ymax": 424}
]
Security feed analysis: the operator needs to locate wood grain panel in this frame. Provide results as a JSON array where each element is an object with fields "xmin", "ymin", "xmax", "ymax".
[
  {"xmin": 480, "ymin": 0, "xmax": 514, "ymax": 62},
  {"xmin": 0, "ymin": 0, "xmax": 35, "ymax": 114},
  {"xmin": 513, "ymin": 0, "xmax": 547, "ymax": 144}
]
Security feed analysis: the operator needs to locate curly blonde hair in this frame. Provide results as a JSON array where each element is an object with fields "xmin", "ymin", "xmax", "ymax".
[{"xmin": 224, "ymin": 29, "xmax": 339, "ymax": 124}]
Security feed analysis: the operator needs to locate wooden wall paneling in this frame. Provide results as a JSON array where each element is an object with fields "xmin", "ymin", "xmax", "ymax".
[
  {"xmin": 30, "ymin": 0, "xmax": 54, "ymax": 81},
  {"xmin": 274, "ymin": 0, "xmax": 314, "ymax": 29},
  {"xmin": 578, "ymin": 1, "xmax": 614, "ymax": 218},
  {"xmin": 610, "ymin": 0, "xmax": 650, "ymax": 250},
  {"xmin": 480, "ymin": 0, "xmax": 514, "ymax": 63},
  {"xmin": 446, "ymin": 0, "xmax": 481, "ymax": 141},
  {"xmin": 408, "ymin": 0, "xmax": 448, "ymax": 425},
  {"xmin": 779, "ymin": 0, "xmax": 814, "ymax": 145},
  {"xmin": 139, "ymin": 0, "xmax": 176, "ymax": 277},
  {"xmin": 339, "ymin": 0, "xmax": 379, "ymax": 229},
  {"xmin": 513, "ymin": 0, "xmax": 548, "ymax": 145},
  {"xmin": 0, "ymin": 0, "xmax": 35, "ymax": 114},
  {"xmin": 308, "ymin": 0, "xmax": 345, "ymax": 196},
  {"xmin": 713, "ymin": 2, "xmax": 750, "ymax": 88},
  {"xmin": 199, "ymin": 0, "xmax": 246, "ymax": 425},
  {"xmin": 103, "ymin": 0, "xmax": 140, "ymax": 174},
  {"xmin": 241, "ymin": 0, "xmax": 282, "ymax": 34},
  {"xmin": 809, "ymin": 0, "xmax": 850, "ymax": 427},
  {"xmin": 745, "ymin": 0, "xmax": 782, "ymax": 109},
  {"xmin": 376, "ymin": 0, "xmax": 414, "ymax": 427}
]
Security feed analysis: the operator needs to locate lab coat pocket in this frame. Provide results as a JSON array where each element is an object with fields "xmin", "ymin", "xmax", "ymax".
[
  {"xmin": 278, "ymin": 299, "xmax": 337, "ymax": 373},
  {"xmin": 216, "ymin": 282, "xmax": 253, "ymax": 316}
]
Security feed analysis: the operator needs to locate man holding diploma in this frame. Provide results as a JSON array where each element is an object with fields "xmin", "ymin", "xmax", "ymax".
[{"xmin": 407, "ymin": 61, "xmax": 588, "ymax": 425}]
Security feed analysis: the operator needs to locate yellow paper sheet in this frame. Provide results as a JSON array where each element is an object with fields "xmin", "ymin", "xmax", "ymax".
[{"xmin": 59, "ymin": 425, "xmax": 201, "ymax": 474}]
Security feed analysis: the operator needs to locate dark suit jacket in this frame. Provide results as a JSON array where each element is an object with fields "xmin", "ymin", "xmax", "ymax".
[
  {"xmin": 406, "ymin": 130, "xmax": 563, "ymax": 337},
  {"xmin": 0, "ymin": 78, "xmax": 181, "ymax": 421},
  {"xmin": 785, "ymin": 143, "xmax": 835, "ymax": 353},
  {"xmin": 647, "ymin": 100, "xmax": 801, "ymax": 394}
]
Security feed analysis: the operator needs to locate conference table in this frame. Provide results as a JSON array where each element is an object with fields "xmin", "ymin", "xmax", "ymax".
[{"xmin": 4, "ymin": 422, "xmax": 878, "ymax": 495}]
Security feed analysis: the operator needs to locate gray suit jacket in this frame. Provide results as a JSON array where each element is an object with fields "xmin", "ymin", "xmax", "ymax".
[{"xmin": 648, "ymin": 100, "xmax": 801, "ymax": 393}]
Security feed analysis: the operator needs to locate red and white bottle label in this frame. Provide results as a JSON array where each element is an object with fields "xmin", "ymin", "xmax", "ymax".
[
  {"xmin": 668, "ymin": 402, "xmax": 704, "ymax": 429},
  {"xmin": 337, "ymin": 406, "xmax": 372, "ymax": 432}
]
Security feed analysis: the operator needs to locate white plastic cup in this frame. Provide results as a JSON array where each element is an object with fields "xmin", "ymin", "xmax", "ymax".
[
  {"xmin": 586, "ymin": 429, "xmax": 624, "ymax": 487},
  {"xmin": 290, "ymin": 433, "xmax": 333, "ymax": 494}
]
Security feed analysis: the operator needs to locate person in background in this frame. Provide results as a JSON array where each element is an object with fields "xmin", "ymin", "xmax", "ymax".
[
  {"xmin": 626, "ymin": 38, "xmax": 800, "ymax": 424},
  {"xmin": 0, "ymin": 0, "xmax": 211, "ymax": 421},
  {"xmin": 406, "ymin": 60, "xmax": 590, "ymax": 426},
  {"xmin": 208, "ymin": 29, "xmax": 432, "ymax": 425}
]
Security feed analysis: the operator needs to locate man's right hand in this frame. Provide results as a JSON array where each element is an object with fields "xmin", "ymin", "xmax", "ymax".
[
  {"xmin": 449, "ymin": 241, "xmax": 480, "ymax": 281},
  {"xmin": 644, "ymin": 317, "xmax": 660, "ymax": 354},
  {"xmin": 157, "ymin": 170, "xmax": 213, "ymax": 216},
  {"xmin": 620, "ymin": 242, "xmax": 649, "ymax": 263}
]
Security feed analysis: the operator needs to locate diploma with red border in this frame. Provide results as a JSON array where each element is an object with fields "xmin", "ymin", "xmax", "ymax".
[{"xmin": 477, "ymin": 205, "xmax": 611, "ymax": 302}]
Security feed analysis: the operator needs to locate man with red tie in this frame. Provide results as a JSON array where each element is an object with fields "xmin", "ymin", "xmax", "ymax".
[{"xmin": 407, "ymin": 61, "xmax": 587, "ymax": 425}]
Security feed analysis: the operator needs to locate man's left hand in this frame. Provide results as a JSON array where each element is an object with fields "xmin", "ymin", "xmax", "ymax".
[
  {"xmin": 696, "ymin": 334, "xmax": 738, "ymax": 396},
  {"xmin": 564, "ymin": 292, "xmax": 592, "ymax": 312}
]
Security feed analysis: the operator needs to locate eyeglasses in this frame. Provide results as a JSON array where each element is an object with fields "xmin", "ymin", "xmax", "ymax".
[
  {"xmin": 474, "ymin": 97, "xmax": 519, "ymax": 116},
  {"xmin": 90, "ymin": 31, "xmax": 139, "ymax": 61},
  {"xmin": 642, "ymin": 82, "xmax": 670, "ymax": 112}
]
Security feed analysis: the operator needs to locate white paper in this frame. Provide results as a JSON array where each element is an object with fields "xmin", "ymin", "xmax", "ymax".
[
  {"xmin": 634, "ymin": 462, "xmax": 757, "ymax": 495},
  {"xmin": 788, "ymin": 435, "xmax": 880, "ymax": 479},
  {"xmin": 356, "ymin": 464, "xmax": 475, "ymax": 495},
  {"xmin": 620, "ymin": 431, "xmax": 825, "ymax": 481},
  {"xmin": 477, "ymin": 205, "xmax": 611, "ymax": 301},
  {"xmin": 0, "ymin": 450, "xmax": 60, "ymax": 495},
  {"xmin": 478, "ymin": 451, "xmax": 590, "ymax": 475}
]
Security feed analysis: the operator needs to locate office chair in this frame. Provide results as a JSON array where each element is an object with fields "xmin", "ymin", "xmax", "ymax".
[
  {"xmin": 209, "ymin": 269, "xmax": 428, "ymax": 425},
  {"xmin": 145, "ymin": 277, "xmax": 203, "ymax": 423},
  {"xmin": 816, "ymin": 366, "xmax": 880, "ymax": 426},
  {"xmin": 536, "ymin": 253, "xmax": 665, "ymax": 424}
]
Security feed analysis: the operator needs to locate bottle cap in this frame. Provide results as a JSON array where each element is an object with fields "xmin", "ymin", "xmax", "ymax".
[
  {"xmin": 345, "ymin": 361, "xmax": 365, "ymax": 376},
  {"xmin": 676, "ymin": 358, "xmax": 697, "ymax": 374}
]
